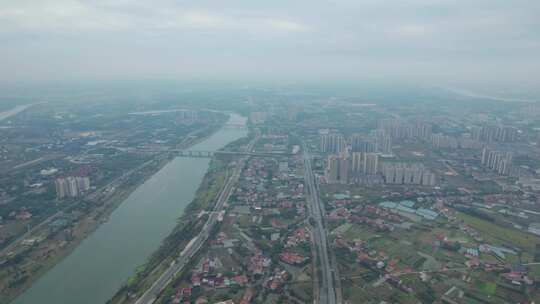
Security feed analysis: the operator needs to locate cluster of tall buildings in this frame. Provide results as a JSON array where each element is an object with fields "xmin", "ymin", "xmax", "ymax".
[
  {"xmin": 326, "ymin": 154, "xmax": 349, "ymax": 184},
  {"xmin": 320, "ymin": 133, "xmax": 346, "ymax": 154},
  {"xmin": 481, "ymin": 147, "xmax": 513, "ymax": 175},
  {"xmin": 373, "ymin": 130, "xmax": 392, "ymax": 154},
  {"xmin": 431, "ymin": 133, "xmax": 483, "ymax": 150},
  {"xmin": 430, "ymin": 125, "xmax": 519, "ymax": 151},
  {"xmin": 381, "ymin": 163, "xmax": 436, "ymax": 186},
  {"xmin": 325, "ymin": 151, "xmax": 380, "ymax": 184},
  {"xmin": 320, "ymin": 121, "xmax": 438, "ymax": 186},
  {"xmin": 326, "ymin": 153, "xmax": 437, "ymax": 186},
  {"xmin": 323, "ymin": 131, "xmax": 382, "ymax": 184},
  {"xmin": 472, "ymin": 125, "xmax": 518, "ymax": 142},
  {"xmin": 321, "ymin": 131, "xmax": 391, "ymax": 156},
  {"xmin": 55, "ymin": 176, "xmax": 91, "ymax": 199},
  {"xmin": 351, "ymin": 134, "xmax": 376, "ymax": 153},
  {"xmin": 351, "ymin": 152, "xmax": 379, "ymax": 175},
  {"xmin": 377, "ymin": 119, "xmax": 432, "ymax": 141}
]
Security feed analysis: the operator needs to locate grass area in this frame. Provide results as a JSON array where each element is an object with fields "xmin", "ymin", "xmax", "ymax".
[
  {"xmin": 477, "ymin": 281, "xmax": 497, "ymax": 296},
  {"xmin": 187, "ymin": 170, "xmax": 226, "ymax": 212},
  {"xmin": 342, "ymin": 286, "xmax": 368, "ymax": 304},
  {"xmin": 342, "ymin": 224, "xmax": 377, "ymax": 241},
  {"xmin": 236, "ymin": 214, "xmax": 253, "ymax": 228},
  {"xmin": 456, "ymin": 211, "xmax": 540, "ymax": 255},
  {"xmin": 527, "ymin": 264, "xmax": 540, "ymax": 284},
  {"xmin": 127, "ymin": 265, "xmax": 146, "ymax": 286},
  {"xmin": 290, "ymin": 281, "xmax": 313, "ymax": 302}
]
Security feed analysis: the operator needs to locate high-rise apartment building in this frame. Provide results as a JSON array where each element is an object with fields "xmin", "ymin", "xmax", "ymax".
[
  {"xmin": 472, "ymin": 125, "xmax": 518, "ymax": 142},
  {"xmin": 381, "ymin": 163, "xmax": 435, "ymax": 186},
  {"xmin": 351, "ymin": 152, "xmax": 363, "ymax": 172},
  {"xmin": 382, "ymin": 163, "xmax": 395, "ymax": 184},
  {"xmin": 421, "ymin": 171, "xmax": 436, "ymax": 186},
  {"xmin": 68, "ymin": 177, "xmax": 79, "ymax": 197},
  {"xmin": 55, "ymin": 176, "xmax": 91, "ymax": 199},
  {"xmin": 351, "ymin": 134, "xmax": 376, "ymax": 153},
  {"xmin": 320, "ymin": 133, "xmax": 345, "ymax": 154},
  {"xmin": 431, "ymin": 133, "xmax": 483, "ymax": 150},
  {"xmin": 363, "ymin": 153, "xmax": 379, "ymax": 175},
  {"xmin": 377, "ymin": 119, "xmax": 432, "ymax": 141},
  {"xmin": 350, "ymin": 152, "xmax": 379, "ymax": 175},
  {"xmin": 76, "ymin": 176, "xmax": 91, "ymax": 192},
  {"xmin": 55, "ymin": 178, "xmax": 67, "ymax": 199},
  {"xmin": 326, "ymin": 154, "xmax": 349, "ymax": 184},
  {"xmin": 481, "ymin": 147, "xmax": 513, "ymax": 175},
  {"xmin": 339, "ymin": 155, "xmax": 349, "ymax": 184},
  {"xmin": 374, "ymin": 130, "xmax": 392, "ymax": 154}
]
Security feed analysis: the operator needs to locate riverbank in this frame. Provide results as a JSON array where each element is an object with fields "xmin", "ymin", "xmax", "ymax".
[
  {"xmin": 107, "ymin": 132, "xmax": 252, "ymax": 304},
  {"xmin": 11, "ymin": 114, "xmax": 246, "ymax": 304},
  {"xmin": 1, "ymin": 177, "xmax": 150, "ymax": 304},
  {"xmin": 107, "ymin": 157, "xmax": 230, "ymax": 304},
  {"xmin": 2, "ymin": 123, "xmax": 224, "ymax": 304}
]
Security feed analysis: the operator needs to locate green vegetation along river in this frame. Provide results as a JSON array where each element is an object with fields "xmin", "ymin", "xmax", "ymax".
[{"xmin": 12, "ymin": 113, "xmax": 247, "ymax": 304}]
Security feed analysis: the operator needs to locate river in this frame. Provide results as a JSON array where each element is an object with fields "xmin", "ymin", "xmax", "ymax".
[{"xmin": 13, "ymin": 113, "xmax": 247, "ymax": 304}]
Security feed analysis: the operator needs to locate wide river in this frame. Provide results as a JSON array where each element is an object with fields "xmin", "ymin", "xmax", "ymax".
[{"xmin": 13, "ymin": 113, "xmax": 247, "ymax": 304}]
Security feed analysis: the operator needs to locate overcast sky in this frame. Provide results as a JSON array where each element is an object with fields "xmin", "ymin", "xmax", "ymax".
[{"xmin": 1, "ymin": 0, "xmax": 539, "ymax": 90}]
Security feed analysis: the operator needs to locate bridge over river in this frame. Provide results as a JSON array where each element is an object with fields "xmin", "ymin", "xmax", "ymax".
[{"xmin": 171, "ymin": 149, "xmax": 291, "ymax": 158}]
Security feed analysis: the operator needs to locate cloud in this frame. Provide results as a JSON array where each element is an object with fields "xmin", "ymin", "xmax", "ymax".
[
  {"xmin": 151, "ymin": 11, "xmax": 228, "ymax": 30},
  {"xmin": 392, "ymin": 25, "xmax": 431, "ymax": 37},
  {"xmin": 180, "ymin": 11, "xmax": 226, "ymax": 29},
  {"xmin": 0, "ymin": 0, "xmax": 538, "ymax": 88},
  {"xmin": 265, "ymin": 19, "xmax": 311, "ymax": 32},
  {"xmin": 0, "ymin": 1, "xmax": 311, "ymax": 34},
  {"xmin": 0, "ymin": 0, "xmax": 133, "ymax": 31}
]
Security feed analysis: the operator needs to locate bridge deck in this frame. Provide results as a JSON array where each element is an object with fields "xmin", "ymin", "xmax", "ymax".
[{"xmin": 174, "ymin": 150, "xmax": 292, "ymax": 158}]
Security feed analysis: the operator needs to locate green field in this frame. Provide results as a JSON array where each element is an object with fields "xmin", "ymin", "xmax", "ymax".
[
  {"xmin": 342, "ymin": 224, "xmax": 376, "ymax": 241},
  {"xmin": 457, "ymin": 212, "xmax": 540, "ymax": 257},
  {"xmin": 477, "ymin": 281, "xmax": 497, "ymax": 296}
]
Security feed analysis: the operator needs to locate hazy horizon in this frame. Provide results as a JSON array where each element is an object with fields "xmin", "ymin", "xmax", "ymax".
[{"xmin": 1, "ymin": 0, "xmax": 539, "ymax": 93}]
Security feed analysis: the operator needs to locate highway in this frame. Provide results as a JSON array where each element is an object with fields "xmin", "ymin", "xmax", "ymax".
[
  {"xmin": 134, "ymin": 138, "xmax": 256, "ymax": 304},
  {"xmin": 302, "ymin": 143, "xmax": 337, "ymax": 304}
]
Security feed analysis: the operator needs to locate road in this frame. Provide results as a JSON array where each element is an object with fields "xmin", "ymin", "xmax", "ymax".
[
  {"xmin": 302, "ymin": 143, "xmax": 337, "ymax": 304},
  {"xmin": 134, "ymin": 138, "xmax": 256, "ymax": 304}
]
